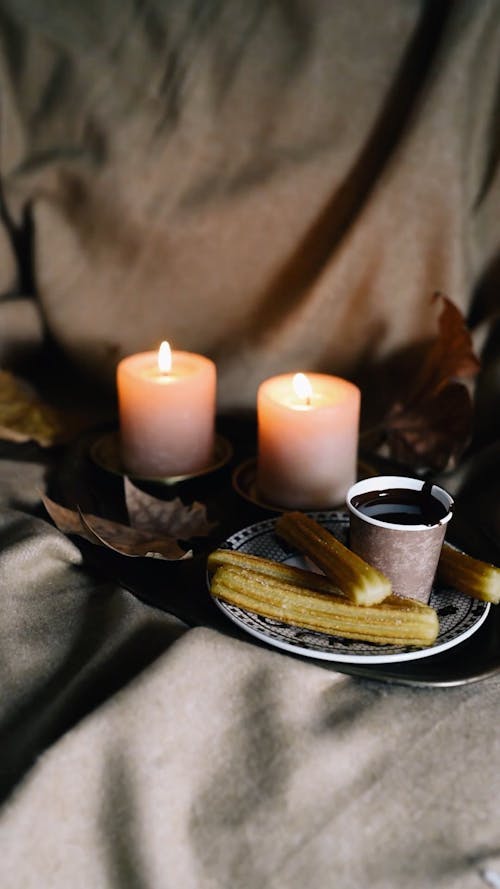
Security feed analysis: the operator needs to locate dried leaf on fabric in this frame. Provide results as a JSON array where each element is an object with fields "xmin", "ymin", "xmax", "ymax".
[
  {"xmin": 124, "ymin": 478, "xmax": 217, "ymax": 538},
  {"xmin": 78, "ymin": 509, "xmax": 191, "ymax": 559},
  {"xmin": 0, "ymin": 370, "xmax": 77, "ymax": 446},
  {"xmin": 42, "ymin": 496, "xmax": 192, "ymax": 560},
  {"xmin": 43, "ymin": 496, "xmax": 92, "ymax": 539},
  {"xmin": 385, "ymin": 382, "xmax": 474, "ymax": 471},
  {"xmin": 383, "ymin": 293, "xmax": 480, "ymax": 471}
]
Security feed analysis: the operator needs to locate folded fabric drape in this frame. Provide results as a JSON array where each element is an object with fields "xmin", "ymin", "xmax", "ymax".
[
  {"xmin": 0, "ymin": 0, "xmax": 499, "ymax": 422},
  {"xmin": 0, "ymin": 2, "xmax": 500, "ymax": 887}
]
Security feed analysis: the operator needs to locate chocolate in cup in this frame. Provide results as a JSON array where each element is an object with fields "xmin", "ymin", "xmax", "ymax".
[{"xmin": 346, "ymin": 476, "xmax": 454, "ymax": 603}]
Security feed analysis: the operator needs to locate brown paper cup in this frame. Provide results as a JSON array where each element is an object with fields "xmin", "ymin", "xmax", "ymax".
[{"xmin": 346, "ymin": 476, "xmax": 453, "ymax": 603}]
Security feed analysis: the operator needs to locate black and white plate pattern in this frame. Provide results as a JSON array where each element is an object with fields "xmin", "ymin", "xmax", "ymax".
[{"xmin": 211, "ymin": 512, "xmax": 490, "ymax": 664}]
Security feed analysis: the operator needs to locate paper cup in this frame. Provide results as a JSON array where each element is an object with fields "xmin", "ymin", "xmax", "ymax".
[{"xmin": 346, "ymin": 476, "xmax": 453, "ymax": 603}]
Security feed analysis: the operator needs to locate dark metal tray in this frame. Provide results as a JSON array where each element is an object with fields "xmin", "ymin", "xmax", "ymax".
[{"xmin": 52, "ymin": 419, "xmax": 500, "ymax": 689}]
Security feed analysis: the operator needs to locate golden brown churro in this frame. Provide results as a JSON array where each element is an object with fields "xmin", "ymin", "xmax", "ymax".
[
  {"xmin": 208, "ymin": 548, "xmax": 343, "ymax": 593},
  {"xmin": 438, "ymin": 543, "xmax": 500, "ymax": 604},
  {"xmin": 210, "ymin": 565, "xmax": 439, "ymax": 647},
  {"xmin": 275, "ymin": 512, "xmax": 391, "ymax": 606}
]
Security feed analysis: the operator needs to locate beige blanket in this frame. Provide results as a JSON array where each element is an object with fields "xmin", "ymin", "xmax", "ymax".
[{"xmin": 1, "ymin": 2, "xmax": 500, "ymax": 886}]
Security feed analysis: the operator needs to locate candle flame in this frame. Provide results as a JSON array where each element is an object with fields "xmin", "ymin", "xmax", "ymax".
[
  {"xmin": 158, "ymin": 341, "xmax": 172, "ymax": 374},
  {"xmin": 293, "ymin": 372, "xmax": 313, "ymax": 404}
]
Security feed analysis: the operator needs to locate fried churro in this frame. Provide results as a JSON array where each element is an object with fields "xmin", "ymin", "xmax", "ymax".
[
  {"xmin": 210, "ymin": 565, "xmax": 439, "ymax": 647},
  {"xmin": 275, "ymin": 512, "xmax": 391, "ymax": 605},
  {"xmin": 438, "ymin": 543, "xmax": 500, "ymax": 604},
  {"xmin": 208, "ymin": 548, "xmax": 343, "ymax": 594}
]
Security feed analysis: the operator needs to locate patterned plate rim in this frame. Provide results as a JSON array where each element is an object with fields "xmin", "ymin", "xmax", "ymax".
[{"xmin": 210, "ymin": 511, "xmax": 490, "ymax": 665}]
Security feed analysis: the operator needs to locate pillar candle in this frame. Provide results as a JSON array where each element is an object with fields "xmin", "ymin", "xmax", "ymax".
[
  {"xmin": 257, "ymin": 372, "xmax": 360, "ymax": 509},
  {"xmin": 117, "ymin": 342, "xmax": 216, "ymax": 478}
]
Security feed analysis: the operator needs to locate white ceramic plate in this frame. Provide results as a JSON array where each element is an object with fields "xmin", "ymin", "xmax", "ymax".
[{"xmin": 211, "ymin": 512, "xmax": 490, "ymax": 664}]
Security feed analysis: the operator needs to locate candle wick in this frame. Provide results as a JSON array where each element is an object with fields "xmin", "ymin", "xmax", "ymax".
[{"xmin": 306, "ymin": 395, "xmax": 311, "ymax": 407}]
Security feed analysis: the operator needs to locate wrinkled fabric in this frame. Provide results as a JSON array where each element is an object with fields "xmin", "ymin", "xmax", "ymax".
[
  {"xmin": 0, "ymin": 0, "xmax": 499, "ymax": 418},
  {"xmin": 1, "ymin": 2, "xmax": 500, "ymax": 888},
  {"xmin": 2, "ymin": 624, "xmax": 500, "ymax": 889}
]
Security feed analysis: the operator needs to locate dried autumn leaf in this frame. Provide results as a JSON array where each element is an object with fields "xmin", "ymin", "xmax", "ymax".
[
  {"xmin": 43, "ymin": 496, "xmax": 93, "ymax": 539},
  {"xmin": 124, "ymin": 478, "xmax": 217, "ymax": 538},
  {"xmin": 383, "ymin": 293, "xmax": 480, "ymax": 471},
  {"xmin": 402, "ymin": 292, "xmax": 480, "ymax": 400},
  {"xmin": 78, "ymin": 509, "xmax": 191, "ymax": 560},
  {"xmin": 0, "ymin": 370, "xmax": 78, "ymax": 446},
  {"xmin": 386, "ymin": 383, "xmax": 473, "ymax": 471},
  {"xmin": 43, "ymin": 496, "xmax": 192, "ymax": 560}
]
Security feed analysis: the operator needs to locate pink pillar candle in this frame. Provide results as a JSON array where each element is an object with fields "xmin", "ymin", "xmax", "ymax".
[
  {"xmin": 257, "ymin": 372, "xmax": 360, "ymax": 509},
  {"xmin": 117, "ymin": 344, "xmax": 216, "ymax": 478}
]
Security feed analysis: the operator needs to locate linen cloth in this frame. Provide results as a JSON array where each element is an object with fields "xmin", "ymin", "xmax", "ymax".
[{"xmin": 1, "ymin": 2, "xmax": 500, "ymax": 887}]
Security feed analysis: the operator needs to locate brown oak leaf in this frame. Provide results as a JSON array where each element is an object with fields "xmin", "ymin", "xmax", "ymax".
[
  {"xmin": 384, "ymin": 293, "xmax": 480, "ymax": 471},
  {"xmin": 43, "ymin": 496, "xmax": 192, "ymax": 560}
]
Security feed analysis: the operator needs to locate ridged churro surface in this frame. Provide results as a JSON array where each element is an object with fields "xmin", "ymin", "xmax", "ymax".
[
  {"xmin": 438, "ymin": 544, "xmax": 500, "ymax": 604},
  {"xmin": 210, "ymin": 564, "xmax": 439, "ymax": 647},
  {"xmin": 275, "ymin": 511, "xmax": 391, "ymax": 605}
]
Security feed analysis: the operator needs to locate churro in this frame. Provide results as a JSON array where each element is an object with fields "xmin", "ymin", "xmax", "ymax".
[
  {"xmin": 211, "ymin": 565, "xmax": 439, "ymax": 646},
  {"xmin": 275, "ymin": 512, "xmax": 391, "ymax": 605},
  {"xmin": 208, "ymin": 548, "xmax": 343, "ymax": 594},
  {"xmin": 438, "ymin": 543, "xmax": 500, "ymax": 604}
]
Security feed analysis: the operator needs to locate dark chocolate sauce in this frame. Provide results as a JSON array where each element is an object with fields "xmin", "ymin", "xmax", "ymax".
[{"xmin": 351, "ymin": 486, "xmax": 448, "ymax": 526}]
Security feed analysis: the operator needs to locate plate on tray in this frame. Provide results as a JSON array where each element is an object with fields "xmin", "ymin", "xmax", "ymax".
[{"xmin": 210, "ymin": 512, "xmax": 490, "ymax": 665}]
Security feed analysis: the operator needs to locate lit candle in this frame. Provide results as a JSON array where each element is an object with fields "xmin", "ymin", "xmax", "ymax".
[
  {"xmin": 257, "ymin": 372, "xmax": 360, "ymax": 509},
  {"xmin": 117, "ymin": 342, "xmax": 216, "ymax": 478}
]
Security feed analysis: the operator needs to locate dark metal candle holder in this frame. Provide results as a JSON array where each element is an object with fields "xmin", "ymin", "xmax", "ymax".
[{"xmin": 89, "ymin": 429, "xmax": 233, "ymax": 499}]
